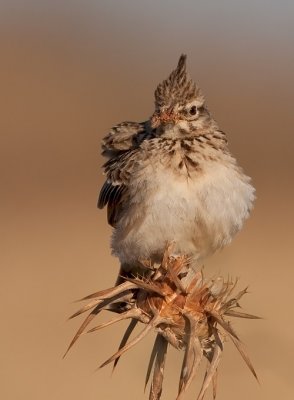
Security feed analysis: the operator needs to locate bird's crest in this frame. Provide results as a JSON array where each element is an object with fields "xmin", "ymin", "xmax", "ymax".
[{"xmin": 154, "ymin": 55, "xmax": 203, "ymax": 109}]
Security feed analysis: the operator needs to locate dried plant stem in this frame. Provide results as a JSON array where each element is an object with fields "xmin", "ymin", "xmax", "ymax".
[{"xmin": 66, "ymin": 247, "xmax": 260, "ymax": 399}]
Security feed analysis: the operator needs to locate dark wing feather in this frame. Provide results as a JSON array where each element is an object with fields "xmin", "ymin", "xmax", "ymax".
[
  {"xmin": 98, "ymin": 181, "xmax": 126, "ymax": 226},
  {"xmin": 98, "ymin": 151, "xmax": 136, "ymax": 227},
  {"xmin": 98, "ymin": 180, "xmax": 121, "ymax": 210},
  {"xmin": 106, "ymin": 184, "xmax": 126, "ymax": 225},
  {"xmin": 99, "ymin": 121, "xmax": 151, "ymax": 227}
]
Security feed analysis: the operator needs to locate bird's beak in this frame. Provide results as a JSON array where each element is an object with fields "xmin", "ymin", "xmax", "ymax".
[{"xmin": 151, "ymin": 109, "xmax": 178, "ymax": 128}]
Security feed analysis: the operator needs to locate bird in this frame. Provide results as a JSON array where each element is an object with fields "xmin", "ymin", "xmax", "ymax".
[{"xmin": 98, "ymin": 55, "xmax": 255, "ymax": 282}]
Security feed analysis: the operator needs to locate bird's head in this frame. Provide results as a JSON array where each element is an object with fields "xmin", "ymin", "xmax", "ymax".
[{"xmin": 151, "ymin": 55, "xmax": 212, "ymax": 139}]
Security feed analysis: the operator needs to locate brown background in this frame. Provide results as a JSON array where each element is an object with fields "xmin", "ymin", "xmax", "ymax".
[{"xmin": 1, "ymin": 1, "xmax": 293, "ymax": 399}]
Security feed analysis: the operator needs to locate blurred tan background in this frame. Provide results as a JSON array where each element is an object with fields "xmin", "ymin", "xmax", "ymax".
[{"xmin": 1, "ymin": 1, "xmax": 293, "ymax": 399}]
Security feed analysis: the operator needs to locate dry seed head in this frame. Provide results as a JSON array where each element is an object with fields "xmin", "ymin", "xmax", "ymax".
[{"xmin": 65, "ymin": 247, "xmax": 259, "ymax": 400}]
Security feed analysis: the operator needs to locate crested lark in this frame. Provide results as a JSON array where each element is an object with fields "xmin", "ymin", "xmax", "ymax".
[{"xmin": 98, "ymin": 55, "xmax": 255, "ymax": 278}]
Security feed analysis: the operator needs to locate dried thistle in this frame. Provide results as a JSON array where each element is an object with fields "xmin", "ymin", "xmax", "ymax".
[{"xmin": 65, "ymin": 247, "xmax": 260, "ymax": 399}]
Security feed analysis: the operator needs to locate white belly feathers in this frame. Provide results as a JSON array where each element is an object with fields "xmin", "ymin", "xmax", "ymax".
[{"xmin": 112, "ymin": 158, "xmax": 255, "ymax": 265}]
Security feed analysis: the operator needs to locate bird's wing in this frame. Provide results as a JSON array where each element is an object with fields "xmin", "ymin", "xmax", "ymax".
[
  {"xmin": 99, "ymin": 121, "xmax": 150, "ymax": 227},
  {"xmin": 101, "ymin": 121, "xmax": 147, "ymax": 158},
  {"xmin": 98, "ymin": 149, "xmax": 138, "ymax": 227}
]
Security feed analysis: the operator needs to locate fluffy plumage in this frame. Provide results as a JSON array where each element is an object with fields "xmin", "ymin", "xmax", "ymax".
[{"xmin": 98, "ymin": 55, "xmax": 255, "ymax": 272}]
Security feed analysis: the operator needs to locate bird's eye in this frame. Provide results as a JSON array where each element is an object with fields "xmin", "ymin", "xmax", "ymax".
[{"xmin": 189, "ymin": 105, "xmax": 197, "ymax": 116}]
